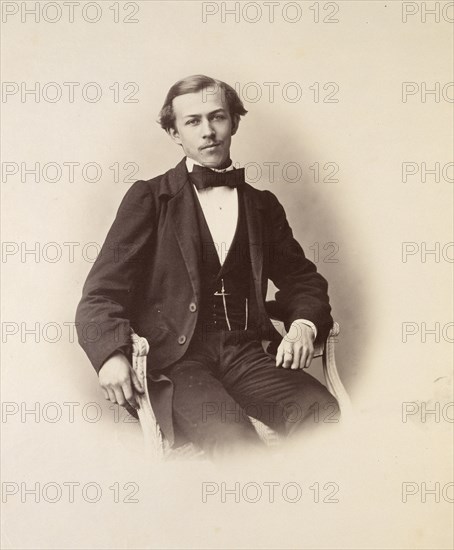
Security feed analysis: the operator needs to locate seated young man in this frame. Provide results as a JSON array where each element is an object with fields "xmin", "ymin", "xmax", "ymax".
[{"xmin": 75, "ymin": 74, "xmax": 339, "ymax": 459}]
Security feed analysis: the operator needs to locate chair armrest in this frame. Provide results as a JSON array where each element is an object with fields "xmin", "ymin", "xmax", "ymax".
[
  {"xmin": 130, "ymin": 332, "xmax": 149, "ymax": 387},
  {"xmin": 130, "ymin": 331, "xmax": 167, "ymax": 458}
]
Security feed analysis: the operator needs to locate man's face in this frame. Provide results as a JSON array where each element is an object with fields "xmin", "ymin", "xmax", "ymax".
[{"xmin": 168, "ymin": 87, "xmax": 238, "ymax": 168}]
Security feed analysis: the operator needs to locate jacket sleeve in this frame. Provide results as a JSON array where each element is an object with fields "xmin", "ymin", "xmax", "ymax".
[
  {"xmin": 75, "ymin": 180, "xmax": 156, "ymax": 373},
  {"xmin": 263, "ymin": 190, "xmax": 333, "ymax": 344}
]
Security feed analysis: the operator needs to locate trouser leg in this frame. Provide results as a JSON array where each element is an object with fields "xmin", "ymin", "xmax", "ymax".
[
  {"xmin": 219, "ymin": 335, "xmax": 340, "ymax": 437},
  {"xmin": 164, "ymin": 336, "xmax": 263, "ymax": 458}
]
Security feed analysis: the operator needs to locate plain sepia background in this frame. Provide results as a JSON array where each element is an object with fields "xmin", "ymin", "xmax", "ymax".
[{"xmin": 1, "ymin": 1, "xmax": 453, "ymax": 549}]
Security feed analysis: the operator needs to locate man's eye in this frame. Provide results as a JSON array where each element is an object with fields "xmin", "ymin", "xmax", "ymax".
[
  {"xmin": 213, "ymin": 114, "xmax": 225, "ymax": 120},
  {"xmin": 186, "ymin": 119, "xmax": 198, "ymax": 126}
]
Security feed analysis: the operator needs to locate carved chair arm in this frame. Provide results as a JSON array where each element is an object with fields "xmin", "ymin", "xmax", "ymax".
[{"xmin": 130, "ymin": 331, "xmax": 167, "ymax": 458}]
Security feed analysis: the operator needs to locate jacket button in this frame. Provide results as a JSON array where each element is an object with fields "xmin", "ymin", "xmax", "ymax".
[
  {"xmin": 189, "ymin": 302, "xmax": 197, "ymax": 312},
  {"xmin": 177, "ymin": 335, "xmax": 187, "ymax": 345}
]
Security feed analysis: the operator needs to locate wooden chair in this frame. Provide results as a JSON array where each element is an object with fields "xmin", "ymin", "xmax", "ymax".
[{"xmin": 130, "ymin": 305, "xmax": 352, "ymax": 459}]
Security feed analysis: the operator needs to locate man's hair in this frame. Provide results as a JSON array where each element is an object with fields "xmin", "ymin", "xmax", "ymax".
[{"xmin": 157, "ymin": 74, "xmax": 248, "ymax": 132}]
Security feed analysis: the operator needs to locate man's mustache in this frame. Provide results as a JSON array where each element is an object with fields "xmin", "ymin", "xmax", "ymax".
[{"xmin": 200, "ymin": 142, "xmax": 221, "ymax": 150}]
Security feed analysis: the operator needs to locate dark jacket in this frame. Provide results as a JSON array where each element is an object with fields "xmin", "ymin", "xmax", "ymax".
[{"xmin": 75, "ymin": 157, "xmax": 333, "ymax": 374}]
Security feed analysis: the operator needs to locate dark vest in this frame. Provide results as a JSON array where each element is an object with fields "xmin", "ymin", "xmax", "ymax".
[{"xmin": 187, "ymin": 179, "xmax": 261, "ymax": 337}]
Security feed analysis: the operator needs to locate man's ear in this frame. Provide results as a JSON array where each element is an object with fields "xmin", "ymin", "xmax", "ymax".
[
  {"xmin": 231, "ymin": 114, "xmax": 240, "ymax": 136},
  {"xmin": 167, "ymin": 126, "xmax": 182, "ymax": 146}
]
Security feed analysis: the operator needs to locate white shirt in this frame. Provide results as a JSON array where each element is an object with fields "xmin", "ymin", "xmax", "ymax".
[
  {"xmin": 185, "ymin": 156, "xmax": 317, "ymax": 340},
  {"xmin": 186, "ymin": 156, "xmax": 238, "ymax": 266}
]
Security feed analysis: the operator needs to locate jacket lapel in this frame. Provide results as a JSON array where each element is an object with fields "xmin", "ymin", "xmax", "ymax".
[
  {"xmin": 162, "ymin": 158, "xmax": 202, "ymax": 304},
  {"xmin": 242, "ymin": 187, "xmax": 266, "ymax": 312}
]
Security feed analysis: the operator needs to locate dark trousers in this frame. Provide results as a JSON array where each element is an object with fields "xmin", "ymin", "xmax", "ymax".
[{"xmin": 164, "ymin": 325, "xmax": 340, "ymax": 458}]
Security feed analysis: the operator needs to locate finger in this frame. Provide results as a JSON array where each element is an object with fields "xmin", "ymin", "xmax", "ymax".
[
  {"xmin": 304, "ymin": 347, "xmax": 315, "ymax": 369},
  {"xmin": 131, "ymin": 370, "xmax": 144, "ymax": 394},
  {"xmin": 106, "ymin": 388, "xmax": 116, "ymax": 404},
  {"xmin": 122, "ymin": 378, "xmax": 138, "ymax": 410},
  {"xmin": 283, "ymin": 351, "xmax": 293, "ymax": 369},
  {"xmin": 113, "ymin": 387, "xmax": 126, "ymax": 408},
  {"xmin": 275, "ymin": 345, "xmax": 284, "ymax": 367},
  {"xmin": 299, "ymin": 348, "xmax": 309, "ymax": 370},
  {"xmin": 101, "ymin": 388, "xmax": 109, "ymax": 400},
  {"xmin": 291, "ymin": 346, "xmax": 302, "ymax": 370}
]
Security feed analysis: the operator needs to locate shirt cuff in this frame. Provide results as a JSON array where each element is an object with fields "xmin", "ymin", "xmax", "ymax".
[{"xmin": 291, "ymin": 319, "xmax": 318, "ymax": 340}]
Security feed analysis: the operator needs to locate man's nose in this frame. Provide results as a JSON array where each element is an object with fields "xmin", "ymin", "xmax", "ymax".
[{"xmin": 200, "ymin": 118, "xmax": 215, "ymax": 138}]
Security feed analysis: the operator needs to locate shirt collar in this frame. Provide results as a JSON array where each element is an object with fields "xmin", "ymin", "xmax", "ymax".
[{"xmin": 185, "ymin": 156, "xmax": 235, "ymax": 174}]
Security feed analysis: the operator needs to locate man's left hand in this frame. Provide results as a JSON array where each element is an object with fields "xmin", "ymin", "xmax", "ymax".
[{"xmin": 275, "ymin": 321, "xmax": 315, "ymax": 370}]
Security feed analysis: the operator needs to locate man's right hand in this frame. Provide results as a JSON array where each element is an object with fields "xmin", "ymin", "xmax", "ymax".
[{"xmin": 98, "ymin": 351, "xmax": 144, "ymax": 411}]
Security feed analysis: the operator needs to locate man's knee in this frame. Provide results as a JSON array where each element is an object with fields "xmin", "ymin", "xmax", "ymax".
[{"xmin": 283, "ymin": 384, "xmax": 340, "ymax": 433}]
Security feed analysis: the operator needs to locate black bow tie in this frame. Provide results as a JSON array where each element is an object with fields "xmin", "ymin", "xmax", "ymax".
[{"xmin": 189, "ymin": 163, "xmax": 245, "ymax": 191}]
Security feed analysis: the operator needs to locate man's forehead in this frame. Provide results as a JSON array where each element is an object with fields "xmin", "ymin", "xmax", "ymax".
[{"xmin": 172, "ymin": 88, "xmax": 227, "ymax": 117}]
